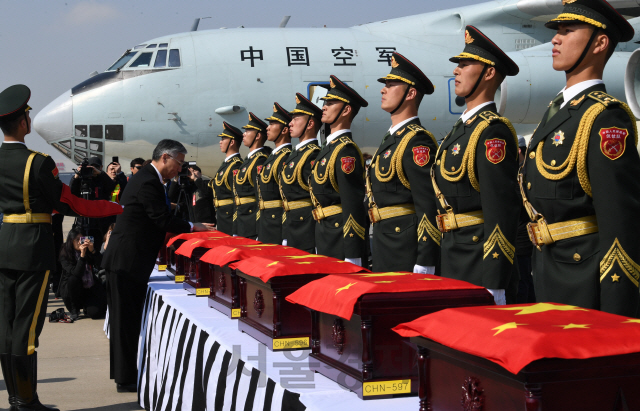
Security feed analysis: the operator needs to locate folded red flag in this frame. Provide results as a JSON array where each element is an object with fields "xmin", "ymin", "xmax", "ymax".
[
  {"xmin": 287, "ymin": 273, "xmax": 486, "ymax": 320},
  {"xmin": 167, "ymin": 231, "xmax": 230, "ymax": 247},
  {"xmin": 232, "ymin": 254, "xmax": 368, "ymax": 283},
  {"xmin": 393, "ymin": 303, "xmax": 640, "ymax": 374},
  {"xmin": 175, "ymin": 236, "xmax": 259, "ymax": 258},
  {"xmin": 58, "ymin": 184, "xmax": 123, "ymax": 217},
  {"xmin": 200, "ymin": 244, "xmax": 309, "ymax": 267}
]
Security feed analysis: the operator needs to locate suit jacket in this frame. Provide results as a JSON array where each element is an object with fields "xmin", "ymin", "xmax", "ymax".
[
  {"xmin": 523, "ymin": 84, "xmax": 640, "ymax": 316},
  {"xmin": 102, "ymin": 164, "xmax": 192, "ymax": 282}
]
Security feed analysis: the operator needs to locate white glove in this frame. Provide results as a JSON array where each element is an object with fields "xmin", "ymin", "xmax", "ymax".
[
  {"xmin": 345, "ymin": 257, "xmax": 362, "ymax": 266},
  {"xmin": 233, "ymin": 234, "xmax": 238, "ymax": 237},
  {"xmin": 413, "ymin": 265, "xmax": 436, "ymax": 274},
  {"xmin": 282, "ymin": 239, "xmax": 288, "ymax": 246},
  {"xmin": 487, "ymin": 289, "xmax": 506, "ymax": 305}
]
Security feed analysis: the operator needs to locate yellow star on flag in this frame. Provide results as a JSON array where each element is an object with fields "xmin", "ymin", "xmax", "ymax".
[
  {"xmin": 284, "ymin": 255, "xmax": 326, "ymax": 259},
  {"xmin": 226, "ymin": 248, "xmax": 238, "ymax": 254},
  {"xmin": 491, "ymin": 303, "xmax": 589, "ymax": 315},
  {"xmin": 417, "ymin": 278, "xmax": 442, "ymax": 281},
  {"xmin": 335, "ymin": 282, "xmax": 357, "ymax": 295},
  {"xmin": 356, "ymin": 272, "xmax": 412, "ymax": 278},
  {"xmin": 296, "ymin": 262, "xmax": 314, "ymax": 264},
  {"xmin": 612, "ymin": 274, "xmax": 620, "ymax": 282},
  {"xmin": 623, "ymin": 319, "xmax": 640, "ymax": 324},
  {"xmin": 554, "ymin": 323, "xmax": 591, "ymax": 329},
  {"xmin": 267, "ymin": 261, "xmax": 279, "ymax": 267},
  {"xmin": 492, "ymin": 322, "xmax": 527, "ymax": 336},
  {"xmin": 375, "ymin": 281, "xmax": 395, "ymax": 284}
]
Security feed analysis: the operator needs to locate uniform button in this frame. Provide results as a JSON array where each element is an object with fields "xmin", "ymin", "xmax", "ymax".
[
  {"xmin": 472, "ymin": 236, "xmax": 479, "ymax": 242},
  {"xmin": 249, "ymin": 210, "xmax": 252, "ymax": 213},
  {"xmin": 529, "ymin": 152, "xmax": 536, "ymax": 159},
  {"xmin": 226, "ymin": 212, "xmax": 229, "ymax": 215},
  {"xmin": 381, "ymin": 167, "xmax": 385, "ymax": 171},
  {"xmin": 527, "ymin": 182, "xmax": 531, "ymax": 190},
  {"xmin": 300, "ymin": 217, "xmax": 304, "ymax": 220},
  {"xmin": 573, "ymin": 253, "xmax": 581, "ymax": 261},
  {"xmin": 451, "ymin": 167, "xmax": 455, "ymax": 171},
  {"xmin": 436, "ymin": 160, "xmax": 441, "ymax": 165},
  {"xmin": 319, "ymin": 174, "xmax": 323, "ymax": 177},
  {"xmin": 335, "ymin": 223, "xmax": 339, "ymax": 227},
  {"xmin": 272, "ymin": 214, "xmax": 275, "ymax": 218},
  {"xmin": 395, "ymin": 227, "xmax": 401, "ymax": 232},
  {"xmin": 551, "ymin": 160, "xmax": 556, "ymax": 166}
]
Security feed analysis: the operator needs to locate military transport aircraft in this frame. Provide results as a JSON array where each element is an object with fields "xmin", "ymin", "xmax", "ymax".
[{"xmin": 33, "ymin": 0, "xmax": 640, "ymax": 177}]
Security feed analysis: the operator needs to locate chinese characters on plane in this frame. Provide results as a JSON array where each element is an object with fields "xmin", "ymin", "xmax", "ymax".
[{"xmin": 238, "ymin": 46, "xmax": 396, "ymax": 67}]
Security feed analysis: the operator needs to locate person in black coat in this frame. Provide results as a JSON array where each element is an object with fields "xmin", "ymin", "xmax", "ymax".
[
  {"xmin": 101, "ymin": 139, "xmax": 214, "ymax": 392},
  {"xmin": 58, "ymin": 228, "xmax": 106, "ymax": 320}
]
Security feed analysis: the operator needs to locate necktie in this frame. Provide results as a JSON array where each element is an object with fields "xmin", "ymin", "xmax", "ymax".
[
  {"xmin": 546, "ymin": 93, "xmax": 564, "ymax": 123},
  {"xmin": 382, "ymin": 131, "xmax": 391, "ymax": 143},
  {"xmin": 449, "ymin": 118, "xmax": 463, "ymax": 139}
]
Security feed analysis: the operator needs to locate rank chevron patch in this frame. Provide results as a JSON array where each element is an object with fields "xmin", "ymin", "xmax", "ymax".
[
  {"xmin": 417, "ymin": 214, "xmax": 441, "ymax": 246},
  {"xmin": 343, "ymin": 215, "xmax": 365, "ymax": 240},
  {"xmin": 483, "ymin": 225, "xmax": 515, "ymax": 264},
  {"xmin": 600, "ymin": 238, "xmax": 640, "ymax": 287}
]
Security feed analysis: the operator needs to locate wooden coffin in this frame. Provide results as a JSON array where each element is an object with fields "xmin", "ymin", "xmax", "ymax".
[
  {"xmin": 411, "ymin": 336, "xmax": 640, "ymax": 411},
  {"xmin": 208, "ymin": 264, "xmax": 242, "ymax": 319},
  {"xmin": 166, "ymin": 239, "xmax": 187, "ymax": 279},
  {"xmin": 182, "ymin": 248, "xmax": 212, "ymax": 296},
  {"xmin": 310, "ymin": 289, "xmax": 494, "ymax": 400}
]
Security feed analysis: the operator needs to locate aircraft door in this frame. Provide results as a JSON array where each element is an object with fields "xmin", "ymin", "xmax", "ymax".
[{"xmin": 447, "ymin": 78, "xmax": 465, "ymax": 115}]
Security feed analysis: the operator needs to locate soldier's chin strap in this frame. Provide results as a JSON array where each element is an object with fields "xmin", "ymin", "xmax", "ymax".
[
  {"xmin": 25, "ymin": 112, "xmax": 30, "ymax": 134},
  {"xmin": 390, "ymin": 84, "xmax": 412, "ymax": 115},
  {"xmin": 566, "ymin": 28, "xmax": 598, "ymax": 74},
  {"xmin": 248, "ymin": 130, "xmax": 262, "ymax": 150},
  {"xmin": 464, "ymin": 64, "xmax": 489, "ymax": 99},
  {"xmin": 328, "ymin": 102, "xmax": 347, "ymax": 126}
]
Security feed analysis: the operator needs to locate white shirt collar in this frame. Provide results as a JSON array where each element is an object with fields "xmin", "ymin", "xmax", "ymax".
[
  {"xmin": 150, "ymin": 163, "xmax": 163, "ymax": 184},
  {"xmin": 2, "ymin": 141, "xmax": 26, "ymax": 145},
  {"xmin": 272, "ymin": 143, "xmax": 292, "ymax": 154},
  {"xmin": 296, "ymin": 138, "xmax": 317, "ymax": 150},
  {"xmin": 389, "ymin": 116, "xmax": 418, "ymax": 135},
  {"xmin": 326, "ymin": 129, "xmax": 351, "ymax": 144},
  {"xmin": 246, "ymin": 147, "xmax": 264, "ymax": 158},
  {"xmin": 224, "ymin": 153, "xmax": 240, "ymax": 162},
  {"xmin": 559, "ymin": 79, "xmax": 604, "ymax": 108},
  {"xmin": 461, "ymin": 101, "xmax": 494, "ymax": 123}
]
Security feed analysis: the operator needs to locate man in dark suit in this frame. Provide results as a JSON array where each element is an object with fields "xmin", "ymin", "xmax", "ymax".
[{"xmin": 102, "ymin": 139, "xmax": 213, "ymax": 392}]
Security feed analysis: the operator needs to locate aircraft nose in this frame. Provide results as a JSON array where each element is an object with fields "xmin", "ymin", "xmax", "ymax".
[{"xmin": 33, "ymin": 90, "xmax": 72, "ymax": 142}]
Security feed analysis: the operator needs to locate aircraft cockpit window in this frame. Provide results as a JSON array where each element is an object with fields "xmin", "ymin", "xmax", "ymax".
[
  {"xmin": 154, "ymin": 50, "xmax": 167, "ymax": 68},
  {"xmin": 129, "ymin": 52, "xmax": 153, "ymax": 68},
  {"xmin": 105, "ymin": 125, "xmax": 124, "ymax": 141},
  {"xmin": 168, "ymin": 49, "xmax": 181, "ymax": 67},
  {"xmin": 108, "ymin": 51, "xmax": 137, "ymax": 71},
  {"xmin": 159, "ymin": 43, "xmax": 168, "ymax": 48},
  {"xmin": 133, "ymin": 44, "xmax": 147, "ymax": 50},
  {"xmin": 146, "ymin": 44, "xmax": 157, "ymax": 49}
]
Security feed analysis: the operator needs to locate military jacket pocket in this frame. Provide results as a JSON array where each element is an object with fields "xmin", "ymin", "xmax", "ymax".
[
  {"xmin": 452, "ymin": 224, "xmax": 484, "ymax": 245},
  {"xmin": 381, "ymin": 215, "xmax": 416, "ymax": 235},
  {"xmin": 549, "ymin": 233, "xmax": 598, "ymax": 264}
]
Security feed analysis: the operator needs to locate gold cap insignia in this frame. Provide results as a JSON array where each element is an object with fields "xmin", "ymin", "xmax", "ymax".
[
  {"xmin": 330, "ymin": 78, "xmax": 336, "ymax": 88},
  {"xmin": 465, "ymin": 30, "xmax": 474, "ymax": 44},
  {"xmin": 562, "ymin": 0, "xmax": 578, "ymax": 4},
  {"xmin": 273, "ymin": 104, "xmax": 277, "ymax": 113},
  {"xmin": 295, "ymin": 95, "xmax": 301, "ymax": 104},
  {"xmin": 248, "ymin": 113, "xmax": 252, "ymax": 121},
  {"xmin": 391, "ymin": 56, "xmax": 399, "ymax": 68}
]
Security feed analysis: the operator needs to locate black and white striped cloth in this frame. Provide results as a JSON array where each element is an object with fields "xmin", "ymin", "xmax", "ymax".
[{"xmin": 137, "ymin": 288, "xmax": 306, "ymax": 411}]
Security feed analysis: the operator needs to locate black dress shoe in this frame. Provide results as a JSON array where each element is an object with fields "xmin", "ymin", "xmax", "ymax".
[{"xmin": 116, "ymin": 383, "xmax": 137, "ymax": 393}]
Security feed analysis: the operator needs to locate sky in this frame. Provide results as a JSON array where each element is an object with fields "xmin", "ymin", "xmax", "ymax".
[{"xmin": 0, "ymin": 0, "xmax": 481, "ymax": 169}]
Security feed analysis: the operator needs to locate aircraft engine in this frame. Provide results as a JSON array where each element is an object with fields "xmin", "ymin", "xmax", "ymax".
[{"xmin": 625, "ymin": 48, "xmax": 640, "ymax": 119}]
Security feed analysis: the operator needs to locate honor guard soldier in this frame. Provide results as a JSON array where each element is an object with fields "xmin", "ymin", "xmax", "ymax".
[
  {"xmin": 310, "ymin": 75, "xmax": 368, "ymax": 265},
  {"xmin": 257, "ymin": 103, "xmax": 293, "ymax": 244},
  {"xmin": 280, "ymin": 93, "xmax": 322, "ymax": 253},
  {"xmin": 0, "ymin": 85, "xmax": 122, "ymax": 410},
  {"xmin": 368, "ymin": 52, "xmax": 439, "ymax": 273},
  {"xmin": 433, "ymin": 26, "xmax": 521, "ymax": 305},
  {"xmin": 521, "ymin": 0, "xmax": 640, "ymax": 316},
  {"xmin": 233, "ymin": 113, "xmax": 271, "ymax": 239},
  {"xmin": 210, "ymin": 122, "xmax": 243, "ymax": 235}
]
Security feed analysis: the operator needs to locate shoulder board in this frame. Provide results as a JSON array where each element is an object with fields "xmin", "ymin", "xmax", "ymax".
[
  {"xmin": 28, "ymin": 149, "xmax": 49, "ymax": 158},
  {"xmin": 406, "ymin": 124, "xmax": 426, "ymax": 134},
  {"xmin": 306, "ymin": 143, "xmax": 320, "ymax": 151},
  {"xmin": 231, "ymin": 156, "xmax": 243, "ymax": 164},
  {"xmin": 339, "ymin": 136, "xmax": 355, "ymax": 145},
  {"xmin": 587, "ymin": 91, "xmax": 620, "ymax": 107},
  {"xmin": 478, "ymin": 111, "xmax": 500, "ymax": 123}
]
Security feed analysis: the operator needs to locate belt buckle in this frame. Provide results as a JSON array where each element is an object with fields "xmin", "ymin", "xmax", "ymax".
[
  {"xmin": 312, "ymin": 207, "xmax": 324, "ymax": 221},
  {"xmin": 283, "ymin": 200, "xmax": 290, "ymax": 212},
  {"xmin": 436, "ymin": 214, "xmax": 450, "ymax": 233},
  {"xmin": 368, "ymin": 207, "xmax": 381, "ymax": 224}
]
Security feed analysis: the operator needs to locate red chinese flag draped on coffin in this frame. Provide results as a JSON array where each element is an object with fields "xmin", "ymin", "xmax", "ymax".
[
  {"xmin": 393, "ymin": 302, "xmax": 640, "ymax": 374},
  {"xmin": 287, "ymin": 272, "xmax": 487, "ymax": 320},
  {"xmin": 232, "ymin": 255, "xmax": 369, "ymax": 283},
  {"xmin": 175, "ymin": 236, "xmax": 259, "ymax": 258},
  {"xmin": 166, "ymin": 231, "xmax": 230, "ymax": 247},
  {"xmin": 200, "ymin": 244, "xmax": 310, "ymax": 267}
]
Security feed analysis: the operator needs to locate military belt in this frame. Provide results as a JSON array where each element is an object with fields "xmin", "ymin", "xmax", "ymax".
[
  {"xmin": 368, "ymin": 203, "xmax": 415, "ymax": 224},
  {"xmin": 436, "ymin": 210, "xmax": 484, "ymax": 233},
  {"xmin": 235, "ymin": 196, "xmax": 256, "ymax": 206},
  {"xmin": 259, "ymin": 199, "xmax": 283, "ymax": 210},
  {"xmin": 214, "ymin": 198, "xmax": 234, "ymax": 208},
  {"xmin": 283, "ymin": 199, "xmax": 313, "ymax": 212},
  {"xmin": 3, "ymin": 213, "xmax": 52, "ymax": 224},
  {"xmin": 527, "ymin": 215, "xmax": 598, "ymax": 247},
  {"xmin": 312, "ymin": 204, "xmax": 342, "ymax": 221}
]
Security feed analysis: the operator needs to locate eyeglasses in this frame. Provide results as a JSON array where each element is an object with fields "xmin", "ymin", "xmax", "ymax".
[{"xmin": 167, "ymin": 154, "xmax": 186, "ymax": 167}]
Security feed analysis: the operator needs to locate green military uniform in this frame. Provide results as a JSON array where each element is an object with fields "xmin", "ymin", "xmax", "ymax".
[
  {"xmin": 233, "ymin": 113, "xmax": 271, "ymax": 239},
  {"xmin": 279, "ymin": 93, "xmax": 322, "ymax": 253},
  {"xmin": 433, "ymin": 26, "xmax": 521, "ymax": 301},
  {"xmin": 368, "ymin": 52, "xmax": 440, "ymax": 272},
  {"xmin": 310, "ymin": 75, "xmax": 368, "ymax": 261},
  {"xmin": 256, "ymin": 103, "xmax": 292, "ymax": 244},
  {"xmin": 210, "ymin": 122, "xmax": 243, "ymax": 235},
  {"xmin": 521, "ymin": 0, "xmax": 640, "ymax": 316}
]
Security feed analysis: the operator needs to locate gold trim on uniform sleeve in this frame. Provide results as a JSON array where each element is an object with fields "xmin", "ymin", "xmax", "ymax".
[
  {"xmin": 600, "ymin": 238, "xmax": 640, "ymax": 287},
  {"xmin": 28, "ymin": 271, "xmax": 50, "ymax": 355},
  {"xmin": 417, "ymin": 214, "xmax": 441, "ymax": 246},
  {"xmin": 483, "ymin": 225, "xmax": 515, "ymax": 264},
  {"xmin": 343, "ymin": 214, "xmax": 365, "ymax": 240}
]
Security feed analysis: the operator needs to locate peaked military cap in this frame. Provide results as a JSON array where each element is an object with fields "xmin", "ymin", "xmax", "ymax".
[
  {"xmin": 0, "ymin": 85, "xmax": 31, "ymax": 123},
  {"xmin": 242, "ymin": 112, "xmax": 268, "ymax": 134},
  {"xmin": 377, "ymin": 52, "xmax": 435, "ymax": 95},
  {"xmin": 218, "ymin": 121, "xmax": 243, "ymax": 142},
  {"xmin": 265, "ymin": 102, "xmax": 292, "ymax": 125},
  {"xmin": 450, "ymin": 26, "xmax": 520, "ymax": 76},
  {"xmin": 320, "ymin": 75, "xmax": 369, "ymax": 108},
  {"xmin": 546, "ymin": 0, "xmax": 634, "ymax": 43},
  {"xmin": 290, "ymin": 92, "xmax": 323, "ymax": 119}
]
